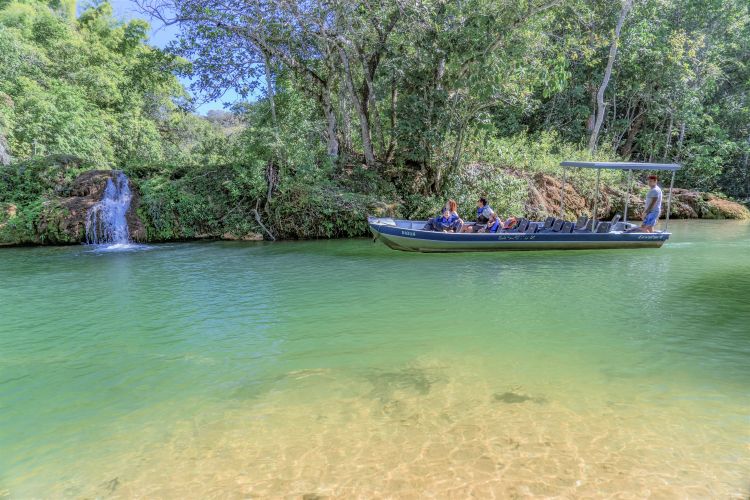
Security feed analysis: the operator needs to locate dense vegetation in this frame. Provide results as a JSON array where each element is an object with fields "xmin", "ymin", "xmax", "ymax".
[{"xmin": 1, "ymin": 0, "xmax": 749, "ymax": 243}]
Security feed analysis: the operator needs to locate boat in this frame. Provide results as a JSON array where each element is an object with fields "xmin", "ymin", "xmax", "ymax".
[{"xmin": 369, "ymin": 161, "xmax": 681, "ymax": 252}]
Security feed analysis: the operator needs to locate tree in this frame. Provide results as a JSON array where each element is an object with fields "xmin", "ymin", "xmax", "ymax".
[{"xmin": 588, "ymin": 0, "xmax": 632, "ymax": 153}]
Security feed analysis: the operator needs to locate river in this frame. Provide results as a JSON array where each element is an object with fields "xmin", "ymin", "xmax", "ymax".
[{"xmin": 1, "ymin": 220, "xmax": 748, "ymax": 497}]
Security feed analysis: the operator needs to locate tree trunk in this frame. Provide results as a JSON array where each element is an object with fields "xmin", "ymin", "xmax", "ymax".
[
  {"xmin": 361, "ymin": 53, "xmax": 386, "ymax": 157},
  {"xmin": 424, "ymin": 56, "xmax": 446, "ymax": 172},
  {"xmin": 262, "ymin": 49, "xmax": 278, "ymax": 132},
  {"xmin": 261, "ymin": 48, "xmax": 279, "ymax": 212},
  {"xmin": 339, "ymin": 83, "xmax": 352, "ymax": 153},
  {"xmin": 265, "ymin": 161, "xmax": 278, "ymax": 213},
  {"xmin": 385, "ymin": 74, "xmax": 398, "ymax": 163},
  {"xmin": 450, "ymin": 123, "xmax": 466, "ymax": 175},
  {"xmin": 620, "ymin": 106, "xmax": 645, "ymax": 158},
  {"xmin": 339, "ymin": 47, "xmax": 376, "ymax": 167},
  {"xmin": 321, "ymin": 88, "xmax": 340, "ymax": 159},
  {"xmin": 589, "ymin": 0, "xmax": 633, "ymax": 153},
  {"xmin": 677, "ymin": 122, "xmax": 686, "ymax": 149},
  {"xmin": 662, "ymin": 112, "xmax": 673, "ymax": 161}
]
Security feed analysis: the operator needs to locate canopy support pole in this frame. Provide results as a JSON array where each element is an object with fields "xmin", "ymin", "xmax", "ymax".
[
  {"xmin": 591, "ymin": 169, "xmax": 601, "ymax": 232},
  {"xmin": 664, "ymin": 170, "xmax": 675, "ymax": 232},
  {"xmin": 559, "ymin": 167, "xmax": 567, "ymax": 218},
  {"xmin": 623, "ymin": 169, "xmax": 633, "ymax": 223}
]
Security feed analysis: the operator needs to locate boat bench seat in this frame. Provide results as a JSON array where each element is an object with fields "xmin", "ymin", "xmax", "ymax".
[
  {"xmin": 513, "ymin": 218, "xmax": 530, "ymax": 232},
  {"xmin": 574, "ymin": 216, "xmax": 589, "ymax": 229},
  {"xmin": 574, "ymin": 219, "xmax": 593, "ymax": 232}
]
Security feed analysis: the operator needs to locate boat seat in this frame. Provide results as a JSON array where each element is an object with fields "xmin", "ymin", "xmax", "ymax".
[
  {"xmin": 550, "ymin": 218, "xmax": 564, "ymax": 232},
  {"xmin": 595, "ymin": 222, "xmax": 612, "ymax": 233},
  {"xmin": 574, "ymin": 219, "xmax": 593, "ymax": 232},
  {"xmin": 611, "ymin": 213, "xmax": 621, "ymax": 225},
  {"xmin": 514, "ymin": 218, "xmax": 530, "ymax": 233},
  {"xmin": 574, "ymin": 215, "xmax": 589, "ymax": 229},
  {"xmin": 525, "ymin": 224, "xmax": 538, "ymax": 234},
  {"xmin": 560, "ymin": 221, "xmax": 574, "ymax": 233},
  {"xmin": 542, "ymin": 216, "xmax": 555, "ymax": 230}
]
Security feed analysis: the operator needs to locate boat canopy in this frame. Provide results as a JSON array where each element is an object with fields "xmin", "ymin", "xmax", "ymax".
[
  {"xmin": 558, "ymin": 160, "xmax": 680, "ymax": 231},
  {"xmin": 560, "ymin": 161, "xmax": 681, "ymax": 171}
]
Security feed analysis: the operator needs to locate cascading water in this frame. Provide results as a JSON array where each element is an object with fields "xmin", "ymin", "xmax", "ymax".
[{"xmin": 85, "ymin": 171, "xmax": 132, "ymax": 245}]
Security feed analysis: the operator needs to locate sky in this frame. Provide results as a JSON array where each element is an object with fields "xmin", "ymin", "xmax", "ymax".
[{"xmin": 102, "ymin": 0, "xmax": 241, "ymax": 114}]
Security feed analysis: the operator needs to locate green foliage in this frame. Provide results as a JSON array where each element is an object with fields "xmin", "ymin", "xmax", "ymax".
[
  {"xmin": 0, "ymin": 198, "xmax": 43, "ymax": 243},
  {"xmin": 272, "ymin": 180, "xmax": 394, "ymax": 239},
  {"xmin": 0, "ymin": 154, "xmax": 91, "ymax": 204},
  {"xmin": 0, "ymin": 155, "xmax": 92, "ymax": 244},
  {"xmin": 0, "ymin": 0, "xmax": 196, "ymax": 168}
]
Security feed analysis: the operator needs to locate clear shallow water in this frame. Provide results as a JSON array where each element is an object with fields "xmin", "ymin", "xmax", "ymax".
[{"xmin": 1, "ymin": 220, "xmax": 749, "ymax": 497}]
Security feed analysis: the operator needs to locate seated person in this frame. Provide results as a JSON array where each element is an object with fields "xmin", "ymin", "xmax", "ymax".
[
  {"xmin": 480, "ymin": 213, "xmax": 502, "ymax": 233},
  {"xmin": 461, "ymin": 197, "xmax": 495, "ymax": 232},
  {"xmin": 480, "ymin": 215, "xmax": 517, "ymax": 233},
  {"xmin": 423, "ymin": 199, "xmax": 463, "ymax": 232},
  {"xmin": 480, "ymin": 214, "xmax": 518, "ymax": 233},
  {"xmin": 502, "ymin": 216, "xmax": 518, "ymax": 230}
]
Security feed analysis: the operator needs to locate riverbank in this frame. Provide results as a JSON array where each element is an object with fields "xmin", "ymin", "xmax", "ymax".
[
  {"xmin": 0, "ymin": 156, "xmax": 750, "ymax": 246},
  {"xmin": 1, "ymin": 155, "xmax": 749, "ymax": 246}
]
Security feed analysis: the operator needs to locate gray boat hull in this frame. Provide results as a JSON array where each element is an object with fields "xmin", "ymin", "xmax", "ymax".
[{"xmin": 368, "ymin": 217, "xmax": 668, "ymax": 252}]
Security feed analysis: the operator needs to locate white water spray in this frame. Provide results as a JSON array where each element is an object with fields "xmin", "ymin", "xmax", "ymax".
[{"xmin": 85, "ymin": 171, "xmax": 132, "ymax": 245}]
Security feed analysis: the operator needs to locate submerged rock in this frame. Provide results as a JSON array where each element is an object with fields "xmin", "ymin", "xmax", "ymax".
[
  {"xmin": 367, "ymin": 367, "xmax": 437, "ymax": 401},
  {"xmin": 494, "ymin": 391, "xmax": 548, "ymax": 405},
  {"xmin": 101, "ymin": 477, "xmax": 119, "ymax": 494}
]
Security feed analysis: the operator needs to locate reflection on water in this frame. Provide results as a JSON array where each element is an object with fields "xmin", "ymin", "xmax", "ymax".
[{"xmin": 0, "ymin": 221, "xmax": 749, "ymax": 497}]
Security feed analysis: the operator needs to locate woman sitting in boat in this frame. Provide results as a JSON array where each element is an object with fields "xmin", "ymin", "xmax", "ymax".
[{"xmin": 423, "ymin": 199, "xmax": 463, "ymax": 232}]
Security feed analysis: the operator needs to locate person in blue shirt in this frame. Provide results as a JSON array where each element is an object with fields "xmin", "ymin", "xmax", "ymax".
[
  {"xmin": 484, "ymin": 213, "xmax": 502, "ymax": 233},
  {"xmin": 462, "ymin": 197, "xmax": 495, "ymax": 232},
  {"xmin": 477, "ymin": 213, "xmax": 518, "ymax": 233},
  {"xmin": 423, "ymin": 199, "xmax": 463, "ymax": 232}
]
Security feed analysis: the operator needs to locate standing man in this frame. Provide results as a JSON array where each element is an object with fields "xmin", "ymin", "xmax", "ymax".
[{"xmin": 627, "ymin": 175, "xmax": 662, "ymax": 233}]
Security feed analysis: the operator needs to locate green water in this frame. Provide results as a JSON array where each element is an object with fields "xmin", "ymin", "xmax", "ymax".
[{"xmin": 1, "ymin": 220, "xmax": 749, "ymax": 497}]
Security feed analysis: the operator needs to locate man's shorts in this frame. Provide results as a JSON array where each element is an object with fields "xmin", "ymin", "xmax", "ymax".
[{"xmin": 643, "ymin": 211, "xmax": 660, "ymax": 227}]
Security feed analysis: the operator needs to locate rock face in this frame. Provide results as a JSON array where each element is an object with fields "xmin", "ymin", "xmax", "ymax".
[
  {"xmin": 36, "ymin": 170, "xmax": 147, "ymax": 244},
  {"xmin": 668, "ymin": 189, "xmax": 750, "ymax": 219},
  {"xmin": 527, "ymin": 173, "xmax": 750, "ymax": 220},
  {"xmin": 221, "ymin": 232, "xmax": 264, "ymax": 241},
  {"xmin": 527, "ymin": 173, "xmax": 594, "ymax": 218}
]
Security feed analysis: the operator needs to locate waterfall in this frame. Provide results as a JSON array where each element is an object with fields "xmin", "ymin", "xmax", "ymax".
[{"xmin": 85, "ymin": 171, "xmax": 132, "ymax": 245}]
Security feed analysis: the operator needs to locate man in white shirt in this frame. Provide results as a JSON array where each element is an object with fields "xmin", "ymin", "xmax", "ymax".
[{"xmin": 626, "ymin": 175, "xmax": 662, "ymax": 233}]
